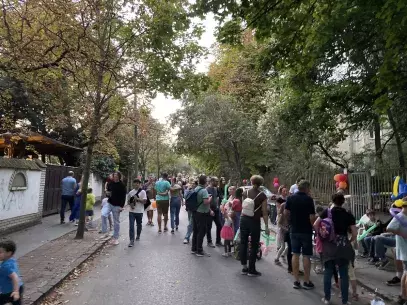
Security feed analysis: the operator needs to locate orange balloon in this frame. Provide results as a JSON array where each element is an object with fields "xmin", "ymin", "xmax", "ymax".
[
  {"xmin": 334, "ymin": 174, "xmax": 341, "ymax": 182},
  {"xmin": 339, "ymin": 181, "xmax": 348, "ymax": 189},
  {"xmin": 151, "ymin": 200, "xmax": 157, "ymax": 209}
]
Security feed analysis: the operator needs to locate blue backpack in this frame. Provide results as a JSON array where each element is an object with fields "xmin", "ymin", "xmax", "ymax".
[
  {"xmin": 185, "ymin": 188, "xmax": 204, "ymax": 212},
  {"xmin": 318, "ymin": 209, "xmax": 336, "ymax": 242}
]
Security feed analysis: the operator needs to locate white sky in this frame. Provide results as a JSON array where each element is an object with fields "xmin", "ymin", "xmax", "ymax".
[{"xmin": 151, "ymin": 13, "xmax": 216, "ymax": 124}]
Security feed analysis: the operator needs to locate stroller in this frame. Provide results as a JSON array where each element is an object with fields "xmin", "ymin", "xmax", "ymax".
[{"xmin": 233, "ymin": 229, "xmax": 263, "ymax": 261}]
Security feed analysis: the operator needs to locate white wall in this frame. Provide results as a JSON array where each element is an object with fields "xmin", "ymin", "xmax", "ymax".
[
  {"xmin": 0, "ymin": 169, "xmax": 41, "ymax": 220},
  {"xmin": 89, "ymin": 172, "xmax": 103, "ymax": 201}
]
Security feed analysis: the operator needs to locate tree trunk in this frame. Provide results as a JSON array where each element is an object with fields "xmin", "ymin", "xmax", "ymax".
[
  {"xmin": 133, "ymin": 95, "xmax": 139, "ymax": 181},
  {"xmin": 75, "ymin": 123, "xmax": 97, "ymax": 239},
  {"xmin": 387, "ymin": 108, "xmax": 406, "ymax": 169},
  {"xmin": 374, "ymin": 116, "xmax": 382, "ymax": 165}
]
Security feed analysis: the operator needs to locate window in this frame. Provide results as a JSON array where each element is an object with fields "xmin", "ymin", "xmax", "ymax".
[
  {"xmin": 369, "ymin": 127, "xmax": 375, "ymax": 140},
  {"xmin": 9, "ymin": 172, "xmax": 28, "ymax": 191}
]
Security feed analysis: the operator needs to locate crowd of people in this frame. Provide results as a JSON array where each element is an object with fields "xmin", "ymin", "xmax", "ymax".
[{"xmin": 4, "ymin": 170, "xmax": 407, "ymax": 305}]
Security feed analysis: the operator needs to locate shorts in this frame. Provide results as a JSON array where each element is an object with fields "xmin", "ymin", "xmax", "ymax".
[
  {"xmin": 156, "ymin": 200, "xmax": 169, "ymax": 215},
  {"xmin": 348, "ymin": 263, "xmax": 356, "ymax": 281},
  {"xmin": 85, "ymin": 210, "xmax": 94, "ymax": 217},
  {"xmin": 290, "ymin": 233, "xmax": 313, "ymax": 256}
]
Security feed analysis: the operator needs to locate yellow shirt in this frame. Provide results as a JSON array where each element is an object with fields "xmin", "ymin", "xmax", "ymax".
[{"xmin": 86, "ymin": 193, "xmax": 96, "ymax": 211}]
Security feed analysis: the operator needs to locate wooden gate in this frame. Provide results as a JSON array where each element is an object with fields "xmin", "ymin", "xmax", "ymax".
[{"xmin": 42, "ymin": 165, "xmax": 82, "ymax": 216}]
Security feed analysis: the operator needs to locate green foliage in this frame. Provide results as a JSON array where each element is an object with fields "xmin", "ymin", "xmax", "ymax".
[{"xmin": 90, "ymin": 155, "xmax": 117, "ymax": 180}]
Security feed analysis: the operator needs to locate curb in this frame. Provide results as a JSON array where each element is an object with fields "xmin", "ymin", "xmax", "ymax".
[
  {"xmin": 25, "ymin": 219, "xmax": 111, "ymax": 305},
  {"xmin": 268, "ymin": 226, "xmax": 393, "ymax": 303}
]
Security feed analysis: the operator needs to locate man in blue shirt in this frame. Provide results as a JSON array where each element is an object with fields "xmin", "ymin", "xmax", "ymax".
[
  {"xmin": 60, "ymin": 171, "xmax": 77, "ymax": 224},
  {"xmin": 155, "ymin": 173, "xmax": 171, "ymax": 233}
]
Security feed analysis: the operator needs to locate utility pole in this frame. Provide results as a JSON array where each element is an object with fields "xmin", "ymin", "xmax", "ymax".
[
  {"xmin": 156, "ymin": 132, "xmax": 160, "ymax": 178},
  {"xmin": 133, "ymin": 90, "xmax": 139, "ymax": 181}
]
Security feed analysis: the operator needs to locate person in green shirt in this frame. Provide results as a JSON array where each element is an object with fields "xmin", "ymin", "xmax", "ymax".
[
  {"xmin": 155, "ymin": 173, "xmax": 172, "ymax": 233},
  {"xmin": 191, "ymin": 175, "xmax": 213, "ymax": 257},
  {"xmin": 85, "ymin": 188, "xmax": 96, "ymax": 223}
]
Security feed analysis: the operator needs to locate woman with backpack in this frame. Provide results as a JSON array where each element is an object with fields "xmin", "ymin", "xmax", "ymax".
[
  {"xmin": 314, "ymin": 193, "xmax": 357, "ymax": 305},
  {"xmin": 239, "ymin": 175, "xmax": 269, "ymax": 277}
]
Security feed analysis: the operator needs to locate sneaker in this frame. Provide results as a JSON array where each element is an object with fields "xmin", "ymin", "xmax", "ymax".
[
  {"xmin": 150, "ymin": 222, "xmax": 154, "ymax": 226},
  {"xmin": 176, "ymin": 226, "xmax": 178, "ymax": 231},
  {"xmin": 75, "ymin": 223, "xmax": 79, "ymax": 226},
  {"xmin": 111, "ymin": 239, "xmax": 119, "ymax": 245},
  {"xmin": 196, "ymin": 251, "xmax": 211, "ymax": 257},
  {"xmin": 191, "ymin": 250, "xmax": 196, "ymax": 254},
  {"xmin": 183, "ymin": 239, "xmax": 189, "ymax": 244},
  {"xmin": 368, "ymin": 258, "xmax": 379, "ymax": 265},
  {"xmin": 360, "ymin": 252, "xmax": 369, "ymax": 258},
  {"xmin": 222, "ymin": 253, "xmax": 229, "ymax": 257},
  {"xmin": 60, "ymin": 220, "xmax": 65, "ymax": 224},
  {"xmin": 171, "ymin": 229, "xmax": 175, "ymax": 234},
  {"xmin": 293, "ymin": 281, "xmax": 302, "ymax": 289},
  {"xmin": 136, "ymin": 236, "xmax": 140, "ymax": 241},
  {"xmin": 274, "ymin": 258, "xmax": 282, "ymax": 265},
  {"xmin": 241, "ymin": 267, "xmax": 249, "ymax": 275},
  {"xmin": 387, "ymin": 276, "xmax": 401, "ymax": 286},
  {"xmin": 158, "ymin": 230, "xmax": 162, "ymax": 234},
  {"xmin": 216, "ymin": 242, "xmax": 223, "ymax": 247},
  {"xmin": 377, "ymin": 259, "xmax": 390, "ymax": 269},
  {"xmin": 303, "ymin": 281, "xmax": 315, "ymax": 290},
  {"xmin": 248, "ymin": 270, "xmax": 262, "ymax": 277},
  {"xmin": 321, "ymin": 298, "xmax": 330, "ymax": 304},
  {"xmin": 128, "ymin": 241, "xmax": 134, "ymax": 247},
  {"xmin": 164, "ymin": 227, "xmax": 168, "ymax": 232},
  {"xmin": 207, "ymin": 242, "xmax": 216, "ymax": 248}
]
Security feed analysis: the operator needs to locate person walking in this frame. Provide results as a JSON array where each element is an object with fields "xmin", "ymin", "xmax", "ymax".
[
  {"xmin": 206, "ymin": 177, "xmax": 223, "ymax": 247},
  {"xmin": 239, "ymin": 175, "xmax": 269, "ymax": 277},
  {"xmin": 314, "ymin": 193, "xmax": 357, "ymax": 304},
  {"xmin": 191, "ymin": 175, "xmax": 212, "ymax": 257},
  {"xmin": 60, "ymin": 171, "xmax": 77, "ymax": 224},
  {"xmin": 232, "ymin": 187, "xmax": 243, "ymax": 235},
  {"xmin": 144, "ymin": 177, "xmax": 156, "ymax": 226},
  {"xmin": 69, "ymin": 176, "xmax": 83, "ymax": 224},
  {"xmin": 170, "ymin": 182, "xmax": 183, "ymax": 234},
  {"xmin": 102, "ymin": 172, "xmax": 126, "ymax": 245},
  {"xmin": 155, "ymin": 173, "xmax": 171, "ymax": 233},
  {"xmin": 284, "ymin": 180, "xmax": 316, "ymax": 290},
  {"xmin": 183, "ymin": 179, "xmax": 197, "ymax": 244},
  {"xmin": 127, "ymin": 179, "xmax": 147, "ymax": 247}
]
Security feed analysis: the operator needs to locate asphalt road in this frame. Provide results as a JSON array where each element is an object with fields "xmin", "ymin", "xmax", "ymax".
[{"xmin": 58, "ymin": 209, "xmax": 371, "ymax": 305}]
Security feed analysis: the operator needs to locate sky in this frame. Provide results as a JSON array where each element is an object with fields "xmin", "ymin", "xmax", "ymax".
[{"xmin": 150, "ymin": 13, "xmax": 216, "ymax": 124}]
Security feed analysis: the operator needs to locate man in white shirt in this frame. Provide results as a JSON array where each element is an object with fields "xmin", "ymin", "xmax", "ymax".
[
  {"xmin": 289, "ymin": 177, "xmax": 305, "ymax": 195},
  {"xmin": 127, "ymin": 179, "xmax": 147, "ymax": 247}
]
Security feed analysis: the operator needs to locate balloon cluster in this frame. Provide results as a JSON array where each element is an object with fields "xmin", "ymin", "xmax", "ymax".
[
  {"xmin": 334, "ymin": 173, "xmax": 348, "ymax": 189},
  {"xmin": 392, "ymin": 176, "xmax": 407, "ymax": 208},
  {"xmin": 273, "ymin": 177, "xmax": 279, "ymax": 189}
]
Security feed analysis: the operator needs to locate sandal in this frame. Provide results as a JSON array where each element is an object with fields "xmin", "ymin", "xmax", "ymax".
[{"xmin": 352, "ymin": 293, "xmax": 359, "ymax": 301}]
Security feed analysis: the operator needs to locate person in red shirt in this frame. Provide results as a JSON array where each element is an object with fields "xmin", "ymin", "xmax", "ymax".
[{"xmin": 232, "ymin": 188, "xmax": 243, "ymax": 234}]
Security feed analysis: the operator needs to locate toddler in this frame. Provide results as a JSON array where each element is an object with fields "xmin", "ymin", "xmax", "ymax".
[
  {"xmin": 100, "ymin": 197, "xmax": 113, "ymax": 233},
  {"xmin": 85, "ymin": 188, "xmax": 95, "ymax": 224},
  {"xmin": 0, "ymin": 240, "xmax": 23, "ymax": 305},
  {"xmin": 220, "ymin": 208, "xmax": 234, "ymax": 257}
]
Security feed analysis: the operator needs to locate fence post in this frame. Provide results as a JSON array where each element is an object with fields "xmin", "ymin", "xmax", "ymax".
[{"xmin": 366, "ymin": 171, "xmax": 372, "ymax": 210}]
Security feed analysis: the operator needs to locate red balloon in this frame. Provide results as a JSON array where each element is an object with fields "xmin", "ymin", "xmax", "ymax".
[
  {"xmin": 339, "ymin": 174, "xmax": 347, "ymax": 182},
  {"xmin": 334, "ymin": 174, "xmax": 341, "ymax": 182},
  {"xmin": 339, "ymin": 181, "xmax": 348, "ymax": 189}
]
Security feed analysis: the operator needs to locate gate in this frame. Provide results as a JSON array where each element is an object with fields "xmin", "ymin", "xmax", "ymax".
[
  {"xmin": 42, "ymin": 165, "xmax": 82, "ymax": 216},
  {"xmin": 348, "ymin": 172, "xmax": 371, "ymax": 220}
]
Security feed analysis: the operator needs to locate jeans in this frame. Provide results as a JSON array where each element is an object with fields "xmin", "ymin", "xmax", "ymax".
[
  {"xmin": 239, "ymin": 216, "xmax": 261, "ymax": 272},
  {"xmin": 324, "ymin": 259, "xmax": 349, "ymax": 304},
  {"xmin": 129, "ymin": 212, "xmax": 143, "ymax": 241},
  {"xmin": 361, "ymin": 235, "xmax": 375, "ymax": 257},
  {"xmin": 191, "ymin": 211, "xmax": 209, "ymax": 253},
  {"xmin": 101, "ymin": 204, "xmax": 121, "ymax": 239},
  {"xmin": 233, "ymin": 211, "xmax": 241, "ymax": 235},
  {"xmin": 375, "ymin": 235, "xmax": 395, "ymax": 260},
  {"xmin": 285, "ymin": 230, "xmax": 293, "ymax": 272},
  {"xmin": 185, "ymin": 210, "xmax": 193, "ymax": 241},
  {"xmin": 207, "ymin": 208, "xmax": 222, "ymax": 244},
  {"xmin": 170, "ymin": 197, "xmax": 181, "ymax": 229},
  {"xmin": 60, "ymin": 195, "xmax": 75, "ymax": 221}
]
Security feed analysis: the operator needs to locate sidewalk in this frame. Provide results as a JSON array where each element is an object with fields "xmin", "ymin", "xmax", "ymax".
[{"xmin": 269, "ymin": 224, "xmax": 399, "ymax": 303}]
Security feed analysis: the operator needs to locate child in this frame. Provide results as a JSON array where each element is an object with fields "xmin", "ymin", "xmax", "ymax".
[
  {"xmin": 85, "ymin": 188, "xmax": 95, "ymax": 224},
  {"xmin": 386, "ymin": 199, "xmax": 407, "ymax": 305},
  {"xmin": 0, "ymin": 240, "xmax": 23, "ymax": 305},
  {"xmin": 99, "ymin": 197, "xmax": 113, "ymax": 233},
  {"xmin": 220, "ymin": 208, "xmax": 234, "ymax": 257},
  {"xmin": 314, "ymin": 206, "xmax": 325, "ymax": 273},
  {"xmin": 274, "ymin": 197, "xmax": 288, "ymax": 264}
]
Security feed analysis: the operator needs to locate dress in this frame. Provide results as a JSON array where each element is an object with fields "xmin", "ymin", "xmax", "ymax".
[{"xmin": 221, "ymin": 214, "xmax": 234, "ymax": 241}]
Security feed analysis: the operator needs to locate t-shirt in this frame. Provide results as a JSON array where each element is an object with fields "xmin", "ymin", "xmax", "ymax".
[
  {"xmin": 289, "ymin": 183, "xmax": 298, "ymax": 195},
  {"xmin": 61, "ymin": 176, "xmax": 76, "ymax": 196},
  {"xmin": 195, "ymin": 185, "xmax": 209, "ymax": 213},
  {"xmin": 0, "ymin": 258, "xmax": 22, "ymax": 294},
  {"xmin": 206, "ymin": 186, "xmax": 219, "ymax": 210},
  {"xmin": 85, "ymin": 193, "xmax": 95, "ymax": 211},
  {"xmin": 155, "ymin": 179, "xmax": 171, "ymax": 201},
  {"xmin": 244, "ymin": 188, "xmax": 268, "ymax": 221},
  {"xmin": 127, "ymin": 188, "xmax": 147, "ymax": 214},
  {"xmin": 101, "ymin": 198, "xmax": 109, "ymax": 207},
  {"xmin": 107, "ymin": 181, "xmax": 127, "ymax": 207},
  {"xmin": 387, "ymin": 213, "xmax": 407, "ymax": 261},
  {"xmin": 285, "ymin": 192, "xmax": 315, "ymax": 234},
  {"xmin": 320, "ymin": 206, "xmax": 356, "ymax": 236},
  {"xmin": 232, "ymin": 198, "xmax": 242, "ymax": 212}
]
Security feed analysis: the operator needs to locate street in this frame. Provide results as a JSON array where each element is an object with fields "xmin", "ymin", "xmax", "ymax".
[{"xmin": 56, "ymin": 210, "xmax": 371, "ymax": 305}]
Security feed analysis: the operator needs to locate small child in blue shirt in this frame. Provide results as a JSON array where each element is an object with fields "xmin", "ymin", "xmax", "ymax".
[{"xmin": 0, "ymin": 240, "xmax": 23, "ymax": 305}]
